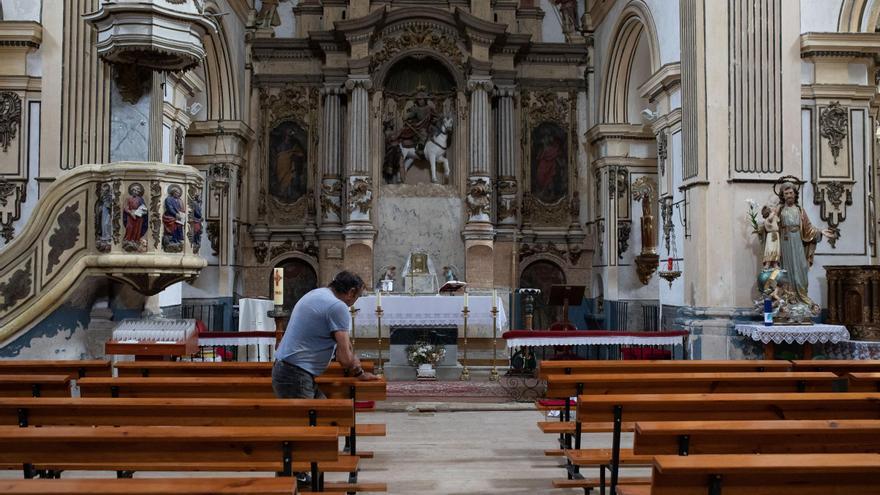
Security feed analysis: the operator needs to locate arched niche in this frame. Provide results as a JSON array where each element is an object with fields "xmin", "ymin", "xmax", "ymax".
[
  {"xmin": 600, "ymin": 1, "xmax": 661, "ymax": 124},
  {"xmin": 271, "ymin": 257, "xmax": 318, "ymax": 312},
  {"xmin": 379, "ymin": 55, "xmax": 459, "ymax": 186},
  {"xmin": 519, "ymin": 259, "xmax": 567, "ymax": 330}
]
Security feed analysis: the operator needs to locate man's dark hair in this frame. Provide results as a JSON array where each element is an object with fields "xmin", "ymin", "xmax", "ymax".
[{"xmin": 329, "ymin": 271, "xmax": 365, "ymax": 294}]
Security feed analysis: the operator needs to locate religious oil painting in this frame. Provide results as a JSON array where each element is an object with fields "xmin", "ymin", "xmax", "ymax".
[
  {"xmin": 268, "ymin": 120, "xmax": 308, "ymax": 204},
  {"xmin": 276, "ymin": 259, "xmax": 317, "ymax": 312},
  {"xmin": 530, "ymin": 122, "xmax": 568, "ymax": 204}
]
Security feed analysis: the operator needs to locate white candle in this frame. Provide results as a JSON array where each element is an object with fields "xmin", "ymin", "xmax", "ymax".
[
  {"xmin": 376, "ymin": 289, "xmax": 381, "ymax": 308},
  {"xmin": 273, "ymin": 268, "xmax": 283, "ymax": 305},
  {"xmin": 492, "ymin": 289, "xmax": 497, "ymax": 307},
  {"xmin": 463, "ymin": 291, "xmax": 468, "ymax": 308}
]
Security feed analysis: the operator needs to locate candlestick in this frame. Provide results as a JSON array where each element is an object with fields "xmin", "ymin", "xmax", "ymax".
[
  {"xmin": 375, "ymin": 305, "xmax": 385, "ymax": 377},
  {"xmin": 489, "ymin": 297, "xmax": 499, "ymax": 381},
  {"xmin": 460, "ymin": 305, "xmax": 470, "ymax": 381},
  {"xmin": 273, "ymin": 268, "xmax": 284, "ymax": 306},
  {"xmin": 349, "ymin": 306, "xmax": 359, "ymax": 350}
]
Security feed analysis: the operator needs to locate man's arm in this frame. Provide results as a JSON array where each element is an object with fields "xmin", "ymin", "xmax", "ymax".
[{"xmin": 332, "ymin": 331, "xmax": 378, "ymax": 381}]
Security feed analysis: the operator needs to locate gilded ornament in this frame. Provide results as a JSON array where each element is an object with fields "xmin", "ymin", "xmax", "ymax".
[
  {"xmin": 370, "ymin": 24, "xmax": 465, "ymax": 73},
  {"xmin": 46, "ymin": 203, "xmax": 81, "ymax": 275},
  {"xmin": 819, "ymin": 102, "xmax": 848, "ymax": 165},
  {"xmin": 0, "ymin": 92, "xmax": 22, "ymax": 153}
]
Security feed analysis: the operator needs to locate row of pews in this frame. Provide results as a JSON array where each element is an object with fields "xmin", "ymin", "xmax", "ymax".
[
  {"xmin": 0, "ymin": 359, "xmax": 388, "ymax": 494},
  {"xmin": 537, "ymin": 359, "xmax": 880, "ymax": 494}
]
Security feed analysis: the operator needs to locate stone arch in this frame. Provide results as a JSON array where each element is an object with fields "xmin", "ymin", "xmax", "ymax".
[
  {"xmin": 271, "ymin": 256, "xmax": 318, "ymax": 311},
  {"xmin": 373, "ymin": 50, "xmax": 466, "ymax": 91},
  {"xmin": 838, "ymin": 0, "xmax": 880, "ymax": 32},
  {"xmin": 518, "ymin": 259, "xmax": 567, "ymax": 330},
  {"xmin": 599, "ymin": 1, "xmax": 661, "ymax": 124},
  {"xmin": 200, "ymin": 1, "xmax": 241, "ymax": 121}
]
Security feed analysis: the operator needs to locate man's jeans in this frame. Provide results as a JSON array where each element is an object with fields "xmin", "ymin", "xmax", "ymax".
[{"xmin": 272, "ymin": 360, "xmax": 326, "ymax": 399}]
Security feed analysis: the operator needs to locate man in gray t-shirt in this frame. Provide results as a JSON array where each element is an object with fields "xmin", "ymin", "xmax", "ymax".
[{"xmin": 272, "ymin": 271, "xmax": 378, "ymax": 399}]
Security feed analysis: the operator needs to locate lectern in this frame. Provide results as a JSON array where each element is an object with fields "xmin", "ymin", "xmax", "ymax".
[{"xmin": 547, "ymin": 285, "xmax": 585, "ymax": 329}]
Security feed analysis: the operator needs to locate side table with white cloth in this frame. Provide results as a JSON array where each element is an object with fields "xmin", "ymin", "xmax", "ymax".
[
  {"xmin": 237, "ymin": 298, "xmax": 277, "ymax": 361},
  {"xmin": 735, "ymin": 324, "xmax": 850, "ymax": 359}
]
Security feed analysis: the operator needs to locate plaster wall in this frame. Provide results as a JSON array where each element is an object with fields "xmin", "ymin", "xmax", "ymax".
[
  {"xmin": 659, "ymin": 128, "xmax": 685, "ymax": 307},
  {"xmin": 373, "ymin": 191, "xmax": 464, "ymax": 293},
  {"xmin": 539, "ymin": 0, "xmax": 565, "ymax": 42},
  {"xmin": 643, "ymin": 0, "xmax": 681, "ymax": 65},
  {"xmin": 0, "ymin": 0, "xmax": 40, "ymax": 21},
  {"xmin": 800, "ymin": 0, "xmax": 843, "ymax": 33}
]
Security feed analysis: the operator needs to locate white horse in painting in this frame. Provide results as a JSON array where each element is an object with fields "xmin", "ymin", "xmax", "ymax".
[{"xmin": 399, "ymin": 116, "xmax": 453, "ymax": 184}]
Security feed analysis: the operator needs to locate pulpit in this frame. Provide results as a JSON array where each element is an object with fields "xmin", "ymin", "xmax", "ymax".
[{"xmin": 826, "ymin": 266, "xmax": 880, "ymax": 340}]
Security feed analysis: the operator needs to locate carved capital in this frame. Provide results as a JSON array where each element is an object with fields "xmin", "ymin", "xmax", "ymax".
[
  {"xmin": 466, "ymin": 78, "xmax": 494, "ymax": 93},
  {"xmin": 345, "ymin": 78, "xmax": 373, "ymax": 92},
  {"xmin": 466, "ymin": 176, "xmax": 492, "ymax": 221}
]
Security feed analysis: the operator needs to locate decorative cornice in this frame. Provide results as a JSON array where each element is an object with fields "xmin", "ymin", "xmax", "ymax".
[
  {"xmin": 801, "ymin": 84, "xmax": 876, "ymax": 100},
  {"xmin": 585, "ymin": 124, "xmax": 654, "ymax": 145},
  {"xmin": 637, "ymin": 62, "xmax": 682, "ymax": 101},
  {"xmin": 800, "ymin": 32, "xmax": 880, "ymax": 58},
  {"xmin": 517, "ymin": 42, "xmax": 589, "ymax": 65},
  {"xmin": 0, "ymin": 21, "xmax": 42, "ymax": 48},
  {"xmin": 186, "ymin": 119, "xmax": 255, "ymax": 142},
  {"xmin": 251, "ymin": 38, "xmax": 318, "ymax": 61}
]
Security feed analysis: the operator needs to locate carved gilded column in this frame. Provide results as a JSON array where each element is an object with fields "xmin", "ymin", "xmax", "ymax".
[
  {"xmin": 342, "ymin": 75, "xmax": 375, "ymax": 286},
  {"xmin": 320, "ymin": 84, "xmax": 343, "ymax": 227},
  {"xmin": 466, "ymin": 77, "xmax": 493, "ymax": 223},
  {"xmin": 464, "ymin": 76, "xmax": 495, "ymax": 288},
  {"xmin": 495, "ymin": 86, "xmax": 517, "ymax": 227}
]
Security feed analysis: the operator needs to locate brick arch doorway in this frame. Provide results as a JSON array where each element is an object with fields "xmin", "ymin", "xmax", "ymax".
[{"xmin": 273, "ymin": 259, "xmax": 318, "ymax": 312}]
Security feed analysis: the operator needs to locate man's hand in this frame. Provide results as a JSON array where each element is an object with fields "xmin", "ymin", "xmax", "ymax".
[{"xmin": 357, "ymin": 371, "xmax": 380, "ymax": 381}]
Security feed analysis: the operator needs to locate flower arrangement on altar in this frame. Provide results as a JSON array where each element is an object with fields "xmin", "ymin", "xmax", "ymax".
[{"xmin": 406, "ymin": 341, "xmax": 446, "ymax": 367}]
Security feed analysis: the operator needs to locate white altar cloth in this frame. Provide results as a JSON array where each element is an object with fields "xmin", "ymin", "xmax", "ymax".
[
  {"xmin": 237, "ymin": 298, "xmax": 276, "ymax": 361},
  {"xmin": 735, "ymin": 324, "xmax": 850, "ymax": 345},
  {"xmin": 353, "ymin": 295, "xmax": 507, "ymax": 328}
]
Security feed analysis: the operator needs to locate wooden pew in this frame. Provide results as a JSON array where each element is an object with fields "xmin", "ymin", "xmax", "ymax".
[
  {"xmin": 0, "ymin": 360, "xmax": 111, "ymax": 378},
  {"xmin": 540, "ymin": 372, "xmax": 841, "ymax": 454},
  {"xmin": 77, "ymin": 377, "xmax": 387, "ymax": 401},
  {"xmin": 570, "ymin": 392, "xmax": 880, "ymax": 494},
  {"xmin": 791, "ymin": 359, "xmax": 880, "ymax": 376},
  {"xmin": 0, "ymin": 425, "xmax": 339, "ymax": 480},
  {"xmin": 0, "ymin": 375, "xmax": 72, "ymax": 398},
  {"xmin": 537, "ymin": 360, "xmax": 791, "ymax": 379},
  {"xmin": 114, "ymin": 361, "xmax": 375, "ymax": 378},
  {"xmin": 617, "ymin": 454, "xmax": 880, "ymax": 495},
  {"xmin": 632, "ymin": 419, "xmax": 880, "ymax": 456},
  {"xmin": 76, "ymin": 376, "xmax": 386, "ymax": 477},
  {"xmin": 0, "ymin": 478, "xmax": 388, "ymax": 494},
  {"xmin": 545, "ymin": 371, "xmax": 841, "ymax": 397},
  {"xmin": 0, "ymin": 397, "xmax": 354, "ymax": 428},
  {"xmin": 845, "ymin": 372, "xmax": 880, "ymax": 391}
]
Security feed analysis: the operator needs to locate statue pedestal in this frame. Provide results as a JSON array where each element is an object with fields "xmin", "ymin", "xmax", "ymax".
[{"xmin": 404, "ymin": 273, "xmax": 437, "ymax": 294}]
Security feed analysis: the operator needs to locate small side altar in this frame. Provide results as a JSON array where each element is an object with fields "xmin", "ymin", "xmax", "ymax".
[{"xmin": 735, "ymin": 323, "xmax": 849, "ymax": 359}]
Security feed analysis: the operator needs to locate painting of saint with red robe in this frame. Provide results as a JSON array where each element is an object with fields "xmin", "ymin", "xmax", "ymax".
[{"xmin": 530, "ymin": 122, "xmax": 568, "ymax": 204}]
